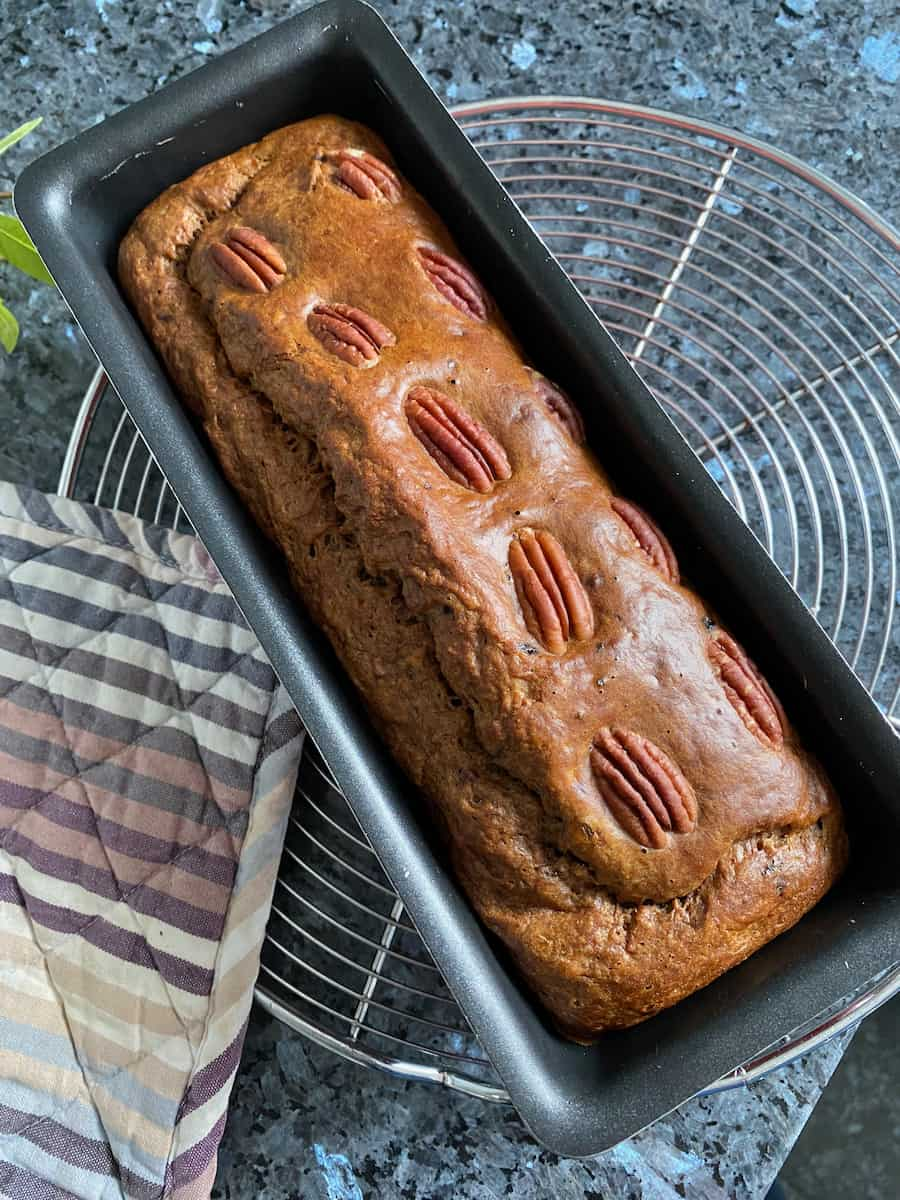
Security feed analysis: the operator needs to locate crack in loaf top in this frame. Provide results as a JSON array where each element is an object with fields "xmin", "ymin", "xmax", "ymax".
[{"xmin": 181, "ymin": 115, "xmax": 834, "ymax": 905}]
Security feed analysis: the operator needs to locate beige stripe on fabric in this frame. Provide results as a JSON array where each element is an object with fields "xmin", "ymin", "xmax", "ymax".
[
  {"xmin": 0, "ymin": 498, "xmax": 221, "ymax": 586},
  {"xmin": 0, "ymin": 613, "xmax": 253, "ymax": 709},
  {"xmin": 0, "ymin": 937, "xmax": 203, "ymax": 1051},
  {"xmin": 4, "ymin": 803, "xmax": 117, "ymax": 874},
  {"xmin": 0, "ymin": 518, "xmax": 71, "ymax": 550},
  {"xmin": 169, "ymin": 958, "xmax": 265, "ymax": 1115},
  {"xmin": 63, "ymin": 993, "xmax": 197, "ymax": 1075},
  {"xmin": 200, "ymin": 774, "xmax": 296, "ymax": 1036},
  {"xmin": 0, "ymin": 926, "xmax": 46, "ymax": 972},
  {"xmin": 167, "ymin": 726, "xmax": 298, "ymax": 1179},
  {"xmin": 0, "ymin": 1048, "xmax": 94, "ymax": 1117},
  {"xmin": 1, "ymin": 515, "xmax": 214, "ymax": 586},
  {"xmin": 209, "ymin": 946, "xmax": 263, "ymax": 1026},
  {"xmin": 0, "ymin": 493, "xmax": 306, "ymax": 1198},
  {"xmin": 0, "ymin": 980, "xmax": 69, "ymax": 1040},
  {"xmin": 103, "ymin": 852, "xmax": 231, "ymax": 918},
  {"xmin": 215, "ymin": 784, "xmax": 295, "ymax": 975},
  {"xmin": 0, "ymin": 957, "xmax": 197, "ymax": 1079}
]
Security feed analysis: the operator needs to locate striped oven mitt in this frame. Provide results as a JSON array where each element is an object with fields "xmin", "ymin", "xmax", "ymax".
[{"xmin": 0, "ymin": 482, "xmax": 304, "ymax": 1200}]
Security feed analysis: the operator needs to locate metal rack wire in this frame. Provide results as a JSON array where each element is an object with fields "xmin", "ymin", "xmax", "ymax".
[{"xmin": 60, "ymin": 99, "xmax": 900, "ymax": 1102}]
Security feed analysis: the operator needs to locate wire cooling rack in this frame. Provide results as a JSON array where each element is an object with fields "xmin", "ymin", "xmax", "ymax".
[{"xmin": 60, "ymin": 99, "xmax": 900, "ymax": 1101}]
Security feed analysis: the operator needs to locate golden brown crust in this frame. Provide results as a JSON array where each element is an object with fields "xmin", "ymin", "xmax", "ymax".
[{"xmin": 119, "ymin": 115, "xmax": 848, "ymax": 1038}]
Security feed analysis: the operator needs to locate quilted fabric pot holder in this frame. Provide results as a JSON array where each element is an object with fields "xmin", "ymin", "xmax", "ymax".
[{"xmin": 0, "ymin": 482, "xmax": 305, "ymax": 1199}]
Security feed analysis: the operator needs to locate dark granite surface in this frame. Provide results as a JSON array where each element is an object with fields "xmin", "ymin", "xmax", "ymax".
[
  {"xmin": 1, "ymin": 1, "xmax": 898, "ymax": 1196},
  {"xmin": 213, "ymin": 1015, "xmax": 854, "ymax": 1200}
]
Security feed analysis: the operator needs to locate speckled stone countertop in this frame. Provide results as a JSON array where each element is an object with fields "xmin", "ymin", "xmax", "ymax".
[{"xmin": 2, "ymin": 1, "xmax": 898, "ymax": 1196}]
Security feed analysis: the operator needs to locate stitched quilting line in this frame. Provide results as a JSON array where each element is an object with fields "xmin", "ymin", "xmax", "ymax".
[
  {"xmin": 0, "ymin": 588, "xmax": 263, "ymax": 987},
  {"xmin": 0, "ymin": 871, "xmax": 134, "ymax": 1200},
  {"xmin": 0, "ymin": 670, "xmax": 259, "ymax": 810},
  {"xmin": 0, "ymin": 654, "xmax": 261, "ymax": 837},
  {"xmin": 0, "ymin": 1045, "xmax": 152, "ymax": 1198},
  {"xmin": 0, "ymin": 630, "xmax": 275, "ymax": 763},
  {"xmin": 0, "ymin": 728, "xmax": 289, "ymax": 1200},
  {"xmin": 0, "ymin": 597, "xmax": 275, "ymax": 910},
  {"xmin": 0, "ymin": 569, "xmax": 268, "ymax": 703}
]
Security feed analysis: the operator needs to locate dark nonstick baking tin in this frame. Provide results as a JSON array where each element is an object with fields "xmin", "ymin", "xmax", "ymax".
[{"xmin": 16, "ymin": 0, "xmax": 900, "ymax": 1157}]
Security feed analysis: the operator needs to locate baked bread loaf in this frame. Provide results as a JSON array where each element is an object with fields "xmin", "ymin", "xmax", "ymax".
[{"xmin": 119, "ymin": 115, "xmax": 847, "ymax": 1040}]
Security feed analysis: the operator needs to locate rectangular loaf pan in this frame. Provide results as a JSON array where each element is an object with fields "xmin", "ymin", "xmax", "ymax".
[{"xmin": 16, "ymin": 0, "xmax": 900, "ymax": 1157}]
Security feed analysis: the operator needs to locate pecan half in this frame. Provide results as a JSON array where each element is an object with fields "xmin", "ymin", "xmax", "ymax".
[
  {"xmin": 407, "ymin": 386, "xmax": 510, "ymax": 493},
  {"xmin": 307, "ymin": 303, "xmax": 396, "ymax": 366},
  {"xmin": 335, "ymin": 149, "xmax": 401, "ymax": 202},
  {"xmin": 709, "ymin": 631, "xmax": 784, "ymax": 748},
  {"xmin": 210, "ymin": 227, "xmax": 287, "ymax": 293},
  {"xmin": 417, "ymin": 247, "xmax": 488, "ymax": 321},
  {"xmin": 591, "ymin": 727, "xmax": 697, "ymax": 849},
  {"xmin": 509, "ymin": 530, "xmax": 594, "ymax": 654},
  {"xmin": 611, "ymin": 497, "xmax": 679, "ymax": 584},
  {"xmin": 527, "ymin": 368, "xmax": 585, "ymax": 444}
]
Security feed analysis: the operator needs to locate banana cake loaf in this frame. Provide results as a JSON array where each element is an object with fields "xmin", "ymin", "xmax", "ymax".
[{"xmin": 119, "ymin": 115, "xmax": 847, "ymax": 1040}]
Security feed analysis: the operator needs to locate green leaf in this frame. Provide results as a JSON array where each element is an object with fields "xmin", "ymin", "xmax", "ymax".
[
  {"xmin": 0, "ymin": 118, "xmax": 42, "ymax": 158},
  {"xmin": 0, "ymin": 214, "xmax": 54, "ymax": 285},
  {"xmin": 0, "ymin": 298, "xmax": 19, "ymax": 353}
]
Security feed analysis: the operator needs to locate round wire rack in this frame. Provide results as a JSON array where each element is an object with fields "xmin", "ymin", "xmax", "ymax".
[{"xmin": 61, "ymin": 98, "xmax": 900, "ymax": 1104}]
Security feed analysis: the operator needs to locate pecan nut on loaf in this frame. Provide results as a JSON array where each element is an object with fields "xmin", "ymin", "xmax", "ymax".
[{"xmin": 119, "ymin": 115, "xmax": 847, "ymax": 1041}]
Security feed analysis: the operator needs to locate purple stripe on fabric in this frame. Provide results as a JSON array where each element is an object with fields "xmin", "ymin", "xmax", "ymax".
[
  {"xmin": 0, "ymin": 1101, "xmax": 119, "ymax": 1178},
  {"xmin": 166, "ymin": 1111, "xmax": 227, "ymax": 1193},
  {"xmin": 0, "ymin": 1159, "xmax": 82, "ymax": 1200},
  {"xmin": 0, "ymin": 875, "xmax": 214, "ymax": 995},
  {"xmin": 1, "ymin": 828, "xmax": 225, "ymax": 941},
  {"xmin": 179, "ymin": 1020, "xmax": 249, "ymax": 1119},
  {"xmin": 0, "ymin": 779, "xmax": 237, "ymax": 888},
  {"xmin": 0, "ymin": 872, "xmax": 23, "ymax": 904},
  {"xmin": 120, "ymin": 1164, "xmax": 167, "ymax": 1200},
  {"xmin": 259, "ymin": 708, "xmax": 304, "ymax": 760}
]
